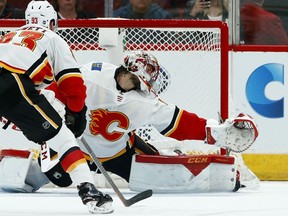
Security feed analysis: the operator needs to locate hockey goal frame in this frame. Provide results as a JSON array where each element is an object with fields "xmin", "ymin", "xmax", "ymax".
[
  {"xmin": 0, "ymin": 19, "xmax": 260, "ymax": 190},
  {"xmin": 0, "ymin": 19, "xmax": 229, "ymax": 120}
]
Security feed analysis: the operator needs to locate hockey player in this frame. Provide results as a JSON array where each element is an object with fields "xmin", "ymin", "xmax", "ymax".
[{"xmin": 0, "ymin": 0, "xmax": 113, "ymax": 214}]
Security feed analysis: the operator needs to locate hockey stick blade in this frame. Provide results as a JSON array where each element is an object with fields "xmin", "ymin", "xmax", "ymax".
[
  {"xmin": 122, "ymin": 189, "xmax": 153, "ymax": 207},
  {"xmin": 80, "ymin": 137, "xmax": 153, "ymax": 207}
]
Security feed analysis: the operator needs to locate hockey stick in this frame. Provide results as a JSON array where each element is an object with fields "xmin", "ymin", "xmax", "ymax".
[{"xmin": 80, "ymin": 137, "xmax": 153, "ymax": 207}]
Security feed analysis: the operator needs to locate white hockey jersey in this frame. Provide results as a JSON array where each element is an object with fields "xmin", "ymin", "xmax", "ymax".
[
  {"xmin": 0, "ymin": 24, "xmax": 86, "ymax": 112},
  {"xmin": 0, "ymin": 24, "xmax": 78, "ymax": 90},
  {"xmin": 79, "ymin": 62, "xmax": 177, "ymax": 159}
]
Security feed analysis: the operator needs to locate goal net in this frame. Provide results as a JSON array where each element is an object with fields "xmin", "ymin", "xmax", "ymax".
[
  {"xmin": 0, "ymin": 19, "xmax": 259, "ymax": 189},
  {"xmin": 0, "ymin": 18, "xmax": 229, "ymax": 153}
]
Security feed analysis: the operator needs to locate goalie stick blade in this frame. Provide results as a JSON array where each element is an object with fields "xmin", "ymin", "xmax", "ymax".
[{"xmin": 123, "ymin": 189, "xmax": 153, "ymax": 207}]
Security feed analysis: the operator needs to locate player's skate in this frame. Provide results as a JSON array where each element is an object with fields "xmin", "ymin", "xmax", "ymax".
[{"xmin": 77, "ymin": 182, "xmax": 114, "ymax": 214}]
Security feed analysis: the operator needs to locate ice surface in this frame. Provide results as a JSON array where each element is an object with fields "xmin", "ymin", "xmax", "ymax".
[{"xmin": 0, "ymin": 181, "xmax": 287, "ymax": 216}]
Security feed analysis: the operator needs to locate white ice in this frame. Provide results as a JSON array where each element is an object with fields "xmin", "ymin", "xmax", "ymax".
[{"xmin": 0, "ymin": 181, "xmax": 287, "ymax": 216}]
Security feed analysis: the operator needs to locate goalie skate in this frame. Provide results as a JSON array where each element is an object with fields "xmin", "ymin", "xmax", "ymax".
[{"xmin": 77, "ymin": 182, "xmax": 114, "ymax": 214}]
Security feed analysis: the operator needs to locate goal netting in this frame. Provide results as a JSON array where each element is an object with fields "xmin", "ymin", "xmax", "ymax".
[{"xmin": 0, "ymin": 19, "xmax": 259, "ymax": 189}]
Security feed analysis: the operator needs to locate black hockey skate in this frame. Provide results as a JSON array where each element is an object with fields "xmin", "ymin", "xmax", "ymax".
[{"xmin": 77, "ymin": 182, "xmax": 114, "ymax": 214}]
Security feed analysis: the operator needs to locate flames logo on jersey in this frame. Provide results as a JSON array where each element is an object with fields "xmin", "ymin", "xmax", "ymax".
[{"xmin": 89, "ymin": 109, "xmax": 129, "ymax": 141}]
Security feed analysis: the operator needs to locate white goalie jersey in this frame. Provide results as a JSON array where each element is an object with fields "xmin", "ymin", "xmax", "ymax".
[{"xmin": 79, "ymin": 62, "xmax": 177, "ymax": 159}]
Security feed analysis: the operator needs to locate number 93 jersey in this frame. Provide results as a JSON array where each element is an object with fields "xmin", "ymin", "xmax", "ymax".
[{"xmin": 0, "ymin": 24, "xmax": 79, "ymax": 90}]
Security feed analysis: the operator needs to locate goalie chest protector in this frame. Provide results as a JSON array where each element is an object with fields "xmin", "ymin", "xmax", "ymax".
[{"xmin": 129, "ymin": 154, "xmax": 238, "ymax": 193}]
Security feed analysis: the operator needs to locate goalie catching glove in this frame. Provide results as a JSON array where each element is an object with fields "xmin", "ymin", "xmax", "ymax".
[
  {"xmin": 205, "ymin": 113, "xmax": 259, "ymax": 153},
  {"xmin": 65, "ymin": 105, "xmax": 87, "ymax": 138}
]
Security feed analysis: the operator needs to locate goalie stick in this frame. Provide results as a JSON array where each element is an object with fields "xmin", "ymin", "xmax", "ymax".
[{"xmin": 80, "ymin": 137, "xmax": 153, "ymax": 207}]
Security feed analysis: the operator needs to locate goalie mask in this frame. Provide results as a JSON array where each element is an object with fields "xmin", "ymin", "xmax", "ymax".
[
  {"xmin": 123, "ymin": 51, "xmax": 160, "ymax": 93},
  {"xmin": 25, "ymin": 1, "xmax": 58, "ymax": 31}
]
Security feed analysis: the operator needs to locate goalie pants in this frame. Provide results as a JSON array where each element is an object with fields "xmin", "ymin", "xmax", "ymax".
[
  {"xmin": 44, "ymin": 134, "xmax": 159, "ymax": 186},
  {"xmin": 0, "ymin": 69, "xmax": 62, "ymax": 143}
]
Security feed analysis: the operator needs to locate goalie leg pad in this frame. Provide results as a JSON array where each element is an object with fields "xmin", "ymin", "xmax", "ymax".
[
  {"xmin": 129, "ymin": 154, "xmax": 238, "ymax": 193},
  {"xmin": 25, "ymin": 160, "xmax": 50, "ymax": 192},
  {"xmin": 0, "ymin": 150, "xmax": 49, "ymax": 192}
]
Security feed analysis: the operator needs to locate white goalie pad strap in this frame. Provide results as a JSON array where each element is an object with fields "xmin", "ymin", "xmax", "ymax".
[
  {"xmin": 206, "ymin": 113, "xmax": 259, "ymax": 153},
  {"xmin": 129, "ymin": 154, "xmax": 237, "ymax": 193}
]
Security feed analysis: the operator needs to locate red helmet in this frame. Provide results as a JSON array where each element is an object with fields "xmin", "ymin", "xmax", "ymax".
[{"xmin": 124, "ymin": 50, "xmax": 160, "ymax": 85}]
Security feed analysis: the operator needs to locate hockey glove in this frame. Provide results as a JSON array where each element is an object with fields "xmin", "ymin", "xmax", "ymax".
[
  {"xmin": 65, "ymin": 105, "xmax": 87, "ymax": 138},
  {"xmin": 205, "ymin": 113, "xmax": 259, "ymax": 153}
]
